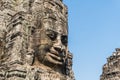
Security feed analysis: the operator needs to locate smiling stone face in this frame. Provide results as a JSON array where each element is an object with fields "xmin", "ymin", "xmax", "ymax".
[{"xmin": 37, "ymin": 19, "xmax": 68, "ymax": 67}]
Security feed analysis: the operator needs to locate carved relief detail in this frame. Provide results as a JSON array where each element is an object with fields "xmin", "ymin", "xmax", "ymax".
[{"xmin": 0, "ymin": 0, "xmax": 74, "ymax": 80}]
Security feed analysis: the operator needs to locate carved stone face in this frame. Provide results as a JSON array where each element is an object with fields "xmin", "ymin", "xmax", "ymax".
[{"xmin": 38, "ymin": 19, "xmax": 68, "ymax": 67}]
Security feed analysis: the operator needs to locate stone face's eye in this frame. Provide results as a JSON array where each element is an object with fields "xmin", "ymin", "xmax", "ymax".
[
  {"xmin": 61, "ymin": 35, "xmax": 68, "ymax": 45},
  {"xmin": 46, "ymin": 30, "xmax": 57, "ymax": 41}
]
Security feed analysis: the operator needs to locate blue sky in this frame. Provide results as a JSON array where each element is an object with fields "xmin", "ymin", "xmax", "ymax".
[{"xmin": 63, "ymin": 0, "xmax": 120, "ymax": 80}]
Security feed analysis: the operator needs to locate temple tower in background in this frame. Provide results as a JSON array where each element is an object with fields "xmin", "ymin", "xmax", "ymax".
[{"xmin": 100, "ymin": 48, "xmax": 120, "ymax": 80}]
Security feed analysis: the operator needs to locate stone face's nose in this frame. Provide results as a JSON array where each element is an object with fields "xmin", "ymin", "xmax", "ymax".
[
  {"xmin": 53, "ymin": 35, "xmax": 65, "ymax": 53},
  {"xmin": 54, "ymin": 45, "xmax": 63, "ymax": 53}
]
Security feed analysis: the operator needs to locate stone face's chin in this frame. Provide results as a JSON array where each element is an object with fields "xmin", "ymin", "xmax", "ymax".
[{"xmin": 38, "ymin": 46, "xmax": 65, "ymax": 66}]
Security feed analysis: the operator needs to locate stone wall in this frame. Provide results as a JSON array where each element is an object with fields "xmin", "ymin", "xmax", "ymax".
[{"xmin": 0, "ymin": 0, "xmax": 74, "ymax": 80}]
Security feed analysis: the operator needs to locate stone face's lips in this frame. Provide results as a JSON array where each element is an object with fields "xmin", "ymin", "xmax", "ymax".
[
  {"xmin": 49, "ymin": 53, "xmax": 62, "ymax": 61},
  {"xmin": 49, "ymin": 47, "xmax": 64, "ymax": 61},
  {"xmin": 47, "ymin": 51, "xmax": 63, "ymax": 64},
  {"xmin": 46, "ymin": 52, "xmax": 63, "ymax": 65}
]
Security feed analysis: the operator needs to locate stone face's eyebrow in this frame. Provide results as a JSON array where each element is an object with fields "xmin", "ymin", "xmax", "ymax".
[
  {"xmin": 46, "ymin": 29, "xmax": 58, "ymax": 34},
  {"xmin": 46, "ymin": 29, "xmax": 67, "ymax": 36}
]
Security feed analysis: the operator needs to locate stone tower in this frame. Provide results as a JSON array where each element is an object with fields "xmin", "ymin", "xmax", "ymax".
[
  {"xmin": 0, "ymin": 0, "xmax": 74, "ymax": 80},
  {"xmin": 100, "ymin": 48, "xmax": 120, "ymax": 80}
]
